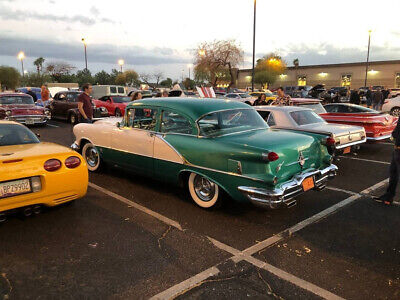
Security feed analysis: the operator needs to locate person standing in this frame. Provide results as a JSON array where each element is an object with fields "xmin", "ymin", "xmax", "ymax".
[
  {"xmin": 162, "ymin": 90, "xmax": 169, "ymax": 97},
  {"xmin": 26, "ymin": 87, "xmax": 38, "ymax": 102},
  {"xmin": 372, "ymin": 88, "xmax": 383, "ymax": 111},
  {"xmin": 376, "ymin": 120, "xmax": 400, "ymax": 205},
  {"xmin": 366, "ymin": 87, "xmax": 372, "ymax": 108},
  {"xmin": 131, "ymin": 91, "xmax": 142, "ymax": 101},
  {"xmin": 274, "ymin": 87, "xmax": 292, "ymax": 106},
  {"xmin": 78, "ymin": 83, "xmax": 93, "ymax": 123},
  {"xmin": 40, "ymin": 85, "xmax": 50, "ymax": 104},
  {"xmin": 254, "ymin": 94, "xmax": 267, "ymax": 106}
]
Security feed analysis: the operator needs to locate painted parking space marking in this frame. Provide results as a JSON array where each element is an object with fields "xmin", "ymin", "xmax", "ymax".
[
  {"xmin": 46, "ymin": 123, "xmax": 59, "ymax": 128},
  {"xmin": 338, "ymin": 156, "xmax": 390, "ymax": 165},
  {"xmin": 326, "ymin": 186, "xmax": 358, "ymax": 195},
  {"xmin": 88, "ymin": 182, "xmax": 183, "ymax": 231}
]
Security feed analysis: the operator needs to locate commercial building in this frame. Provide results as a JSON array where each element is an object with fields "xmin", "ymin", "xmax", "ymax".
[{"xmin": 236, "ymin": 60, "xmax": 400, "ymax": 90}]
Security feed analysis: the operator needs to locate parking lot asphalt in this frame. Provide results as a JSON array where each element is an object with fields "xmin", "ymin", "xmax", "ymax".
[{"xmin": 1, "ymin": 120, "xmax": 398, "ymax": 299}]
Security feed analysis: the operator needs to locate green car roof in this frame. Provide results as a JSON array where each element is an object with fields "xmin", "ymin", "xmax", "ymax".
[{"xmin": 126, "ymin": 97, "xmax": 251, "ymax": 121}]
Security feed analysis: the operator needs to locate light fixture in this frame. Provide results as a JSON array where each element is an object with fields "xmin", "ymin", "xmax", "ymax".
[
  {"xmin": 279, "ymin": 74, "xmax": 287, "ymax": 79},
  {"xmin": 368, "ymin": 69, "xmax": 378, "ymax": 75},
  {"xmin": 17, "ymin": 51, "xmax": 25, "ymax": 60},
  {"xmin": 318, "ymin": 72, "xmax": 328, "ymax": 77}
]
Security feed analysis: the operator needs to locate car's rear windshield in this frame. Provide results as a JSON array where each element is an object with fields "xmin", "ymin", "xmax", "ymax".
[
  {"xmin": 0, "ymin": 96, "xmax": 34, "ymax": 105},
  {"xmin": 198, "ymin": 109, "xmax": 267, "ymax": 137},
  {"xmin": 0, "ymin": 124, "xmax": 39, "ymax": 146},
  {"xmin": 113, "ymin": 96, "xmax": 131, "ymax": 103},
  {"xmin": 296, "ymin": 103, "xmax": 326, "ymax": 114},
  {"xmin": 290, "ymin": 110, "xmax": 325, "ymax": 126}
]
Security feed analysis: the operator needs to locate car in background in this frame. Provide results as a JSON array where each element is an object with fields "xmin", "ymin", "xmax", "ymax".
[
  {"xmin": 0, "ymin": 93, "xmax": 50, "ymax": 125},
  {"xmin": 292, "ymin": 86, "xmax": 312, "ymax": 98},
  {"xmin": 91, "ymin": 85, "xmax": 126, "ymax": 100},
  {"xmin": 215, "ymin": 92, "xmax": 226, "ymax": 98},
  {"xmin": 0, "ymin": 121, "xmax": 88, "ymax": 220},
  {"xmin": 72, "ymin": 98, "xmax": 337, "ymax": 209},
  {"xmin": 308, "ymin": 84, "xmax": 327, "ymax": 99},
  {"xmin": 328, "ymin": 86, "xmax": 348, "ymax": 97},
  {"xmin": 255, "ymin": 106, "xmax": 366, "ymax": 154},
  {"xmin": 249, "ymin": 91, "xmax": 277, "ymax": 104},
  {"xmin": 389, "ymin": 88, "xmax": 400, "ymax": 98},
  {"xmin": 224, "ymin": 93, "xmax": 254, "ymax": 105},
  {"xmin": 48, "ymin": 87, "xmax": 68, "ymax": 98},
  {"xmin": 49, "ymin": 91, "xmax": 109, "ymax": 124},
  {"xmin": 322, "ymin": 103, "xmax": 397, "ymax": 141},
  {"xmin": 93, "ymin": 95, "xmax": 131, "ymax": 117},
  {"xmin": 16, "ymin": 87, "xmax": 42, "ymax": 100},
  {"xmin": 381, "ymin": 95, "xmax": 400, "ymax": 116}
]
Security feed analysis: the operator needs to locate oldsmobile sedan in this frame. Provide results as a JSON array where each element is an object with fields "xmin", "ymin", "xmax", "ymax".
[
  {"xmin": 255, "ymin": 106, "xmax": 366, "ymax": 154},
  {"xmin": 72, "ymin": 98, "xmax": 337, "ymax": 209}
]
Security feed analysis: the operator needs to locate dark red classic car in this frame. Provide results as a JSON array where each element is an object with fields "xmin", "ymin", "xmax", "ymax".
[
  {"xmin": 92, "ymin": 95, "xmax": 131, "ymax": 117},
  {"xmin": 290, "ymin": 99, "xmax": 398, "ymax": 141},
  {"xmin": 0, "ymin": 93, "xmax": 50, "ymax": 125}
]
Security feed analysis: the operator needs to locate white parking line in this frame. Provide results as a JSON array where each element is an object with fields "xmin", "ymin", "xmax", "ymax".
[
  {"xmin": 326, "ymin": 186, "xmax": 358, "ymax": 195},
  {"xmin": 151, "ymin": 178, "xmax": 390, "ymax": 299},
  {"xmin": 46, "ymin": 123, "xmax": 59, "ymax": 128},
  {"xmin": 338, "ymin": 156, "xmax": 390, "ymax": 165},
  {"xmin": 88, "ymin": 182, "xmax": 183, "ymax": 231}
]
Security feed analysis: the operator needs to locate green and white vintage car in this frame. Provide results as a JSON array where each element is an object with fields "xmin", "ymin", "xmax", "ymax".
[{"xmin": 72, "ymin": 98, "xmax": 337, "ymax": 209}]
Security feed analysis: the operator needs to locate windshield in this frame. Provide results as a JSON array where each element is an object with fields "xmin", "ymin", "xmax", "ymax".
[
  {"xmin": 239, "ymin": 93, "xmax": 250, "ymax": 98},
  {"xmin": 297, "ymin": 103, "xmax": 326, "ymax": 114},
  {"xmin": 0, "ymin": 124, "xmax": 39, "ymax": 146},
  {"xmin": 290, "ymin": 110, "xmax": 325, "ymax": 126},
  {"xmin": 0, "ymin": 96, "xmax": 34, "ymax": 105},
  {"xmin": 198, "ymin": 109, "xmax": 267, "ymax": 137},
  {"xmin": 113, "ymin": 96, "xmax": 131, "ymax": 103}
]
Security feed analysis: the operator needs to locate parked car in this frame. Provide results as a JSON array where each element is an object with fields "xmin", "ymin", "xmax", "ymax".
[
  {"xmin": 224, "ymin": 93, "xmax": 255, "ymax": 105},
  {"xmin": 0, "ymin": 120, "xmax": 88, "ymax": 219},
  {"xmin": 381, "ymin": 95, "xmax": 400, "ymax": 116},
  {"xmin": 249, "ymin": 91, "xmax": 276, "ymax": 104},
  {"xmin": 16, "ymin": 87, "xmax": 42, "ymax": 100},
  {"xmin": 255, "ymin": 106, "xmax": 366, "ymax": 154},
  {"xmin": 307, "ymin": 84, "xmax": 327, "ymax": 99},
  {"xmin": 389, "ymin": 88, "xmax": 400, "ymax": 98},
  {"xmin": 93, "ymin": 96, "xmax": 131, "ymax": 117},
  {"xmin": 292, "ymin": 86, "xmax": 312, "ymax": 98},
  {"xmin": 91, "ymin": 85, "xmax": 126, "ymax": 99},
  {"xmin": 322, "ymin": 103, "xmax": 398, "ymax": 141},
  {"xmin": 215, "ymin": 92, "xmax": 227, "ymax": 98},
  {"xmin": 49, "ymin": 91, "xmax": 109, "ymax": 124},
  {"xmin": 72, "ymin": 98, "xmax": 337, "ymax": 209},
  {"xmin": 0, "ymin": 92, "xmax": 50, "ymax": 125},
  {"xmin": 328, "ymin": 87, "xmax": 349, "ymax": 97},
  {"xmin": 283, "ymin": 86, "xmax": 297, "ymax": 97}
]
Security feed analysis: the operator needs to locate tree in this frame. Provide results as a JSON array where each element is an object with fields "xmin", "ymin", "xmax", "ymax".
[
  {"xmin": 0, "ymin": 66, "xmax": 20, "ymax": 90},
  {"xmin": 23, "ymin": 72, "xmax": 52, "ymax": 87},
  {"xmin": 125, "ymin": 70, "xmax": 139, "ymax": 86},
  {"xmin": 160, "ymin": 77, "xmax": 173, "ymax": 87},
  {"xmin": 94, "ymin": 70, "xmax": 112, "ymax": 85},
  {"xmin": 152, "ymin": 71, "xmax": 164, "ymax": 87},
  {"xmin": 76, "ymin": 69, "xmax": 94, "ymax": 86},
  {"xmin": 183, "ymin": 78, "xmax": 195, "ymax": 90},
  {"xmin": 115, "ymin": 73, "xmax": 127, "ymax": 85},
  {"xmin": 139, "ymin": 73, "xmax": 153, "ymax": 88},
  {"xmin": 33, "ymin": 57, "xmax": 45, "ymax": 74},
  {"xmin": 46, "ymin": 61, "xmax": 76, "ymax": 82},
  {"xmin": 253, "ymin": 54, "xmax": 287, "ymax": 89},
  {"xmin": 194, "ymin": 40, "xmax": 243, "ymax": 89}
]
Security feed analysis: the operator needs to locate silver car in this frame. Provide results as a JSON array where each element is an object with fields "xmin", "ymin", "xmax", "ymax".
[{"xmin": 255, "ymin": 105, "xmax": 366, "ymax": 153}]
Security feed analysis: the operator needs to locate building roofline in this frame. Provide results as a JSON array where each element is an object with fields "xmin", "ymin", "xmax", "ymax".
[{"xmin": 239, "ymin": 59, "xmax": 400, "ymax": 72}]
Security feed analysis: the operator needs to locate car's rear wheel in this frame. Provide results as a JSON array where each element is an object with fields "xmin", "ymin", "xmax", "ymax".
[
  {"xmin": 188, "ymin": 173, "xmax": 220, "ymax": 208},
  {"xmin": 82, "ymin": 142, "xmax": 102, "ymax": 172},
  {"xmin": 390, "ymin": 107, "xmax": 400, "ymax": 117},
  {"xmin": 69, "ymin": 113, "xmax": 77, "ymax": 125},
  {"xmin": 115, "ymin": 108, "xmax": 122, "ymax": 117}
]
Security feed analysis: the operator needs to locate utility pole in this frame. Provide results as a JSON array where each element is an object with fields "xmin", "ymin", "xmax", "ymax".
[
  {"xmin": 364, "ymin": 30, "xmax": 372, "ymax": 87},
  {"xmin": 251, "ymin": 0, "xmax": 256, "ymax": 92}
]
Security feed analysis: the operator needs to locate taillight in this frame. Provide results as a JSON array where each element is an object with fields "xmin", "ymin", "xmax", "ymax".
[
  {"xmin": 44, "ymin": 159, "xmax": 62, "ymax": 171},
  {"xmin": 267, "ymin": 152, "xmax": 279, "ymax": 162},
  {"xmin": 65, "ymin": 156, "xmax": 81, "ymax": 168},
  {"xmin": 325, "ymin": 137, "xmax": 336, "ymax": 146}
]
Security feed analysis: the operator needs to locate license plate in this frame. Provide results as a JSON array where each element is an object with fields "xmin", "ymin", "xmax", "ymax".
[
  {"xmin": 0, "ymin": 179, "xmax": 31, "ymax": 198},
  {"xmin": 26, "ymin": 119, "xmax": 34, "ymax": 125},
  {"xmin": 343, "ymin": 146, "xmax": 351, "ymax": 154},
  {"xmin": 302, "ymin": 177, "xmax": 315, "ymax": 192}
]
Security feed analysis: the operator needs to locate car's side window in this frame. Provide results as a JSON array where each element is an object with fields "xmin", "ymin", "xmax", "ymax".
[
  {"xmin": 257, "ymin": 110, "xmax": 270, "ymax": 121},
  {"xmin": 324, "ymin": 105, "xmax": 336, "ymax": 112},
  {"xmin": 267, "ymin": 113, "xmax": 276, "ymax": 126},
  {"xmin": 66, "ymin": 94, "xmax": 75, "ymax": 102},
  {"xmin": 99, "ymin": 96, "xmax": 108, "ymax": 102},
  {"xmin": 58, "ymin": 93, "xmax": 66, "ymax": 101},
  {"xmin": 160, "ymin": 110, "xmax": 193, "ymax": 135},
  {"xmin": 338, "ymin": 105, "xmax": 349, "ymax": 113},
  {"xmin": 126, "ymin": 107, "xmax": 158, "ymax": 131}
]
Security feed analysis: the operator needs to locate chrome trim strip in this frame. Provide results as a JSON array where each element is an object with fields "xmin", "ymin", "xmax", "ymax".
[
  {"xmin": 286, "ymin": 157, "xmax": 309, "ymax": 166},
  {"xmin": 335, "ymin": 138, "xmax": 367, "ymax": 149},
  {"xmin": 367, "ymin": 134, "xmax": 392, "ymax": 141}
]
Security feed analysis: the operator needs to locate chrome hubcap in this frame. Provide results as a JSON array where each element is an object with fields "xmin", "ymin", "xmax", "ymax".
[
  {"xmin": 193, "ymin": 175, "xmax": 215, "ymax": 202},
  {"xmin": 85, "ymin": 146, "xmax": 99, "ymax": 167},
  {"xmin": 71, "ymin": 115, "xmax": 75, "ymax": 123},
  {"xmin": 393, "ymin": 109, "xmax": 400, "ymax": 117}
]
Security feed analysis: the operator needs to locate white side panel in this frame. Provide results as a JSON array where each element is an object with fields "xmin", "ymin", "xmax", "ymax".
[
  {"xmin": 153, "ymin": 136, "xmax": 185, "ymax": 164},
  {"xmin": 112, "ymin": 128, "xmax": 153, "ymax": 157}
]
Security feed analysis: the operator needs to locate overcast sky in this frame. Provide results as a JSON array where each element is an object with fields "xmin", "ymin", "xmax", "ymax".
[{"xmin": 1, "ymin": 0, "xmax": 399, "ymax": 80}]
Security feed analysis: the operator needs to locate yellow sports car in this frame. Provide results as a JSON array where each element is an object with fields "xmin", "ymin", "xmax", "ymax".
[
  {"xmin": 0, "ymin": 121, "xmax": 88, "ymax": 220},
  {"xmin": 249, "ymin": 91, "xmax": 277, "ymax": 104}
]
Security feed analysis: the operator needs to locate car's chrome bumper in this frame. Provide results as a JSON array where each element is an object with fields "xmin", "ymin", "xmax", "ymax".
[
  {"xmin": 335, "ymin": 138, "xmax": 367, "ymax": 149},
  {"xmin": 367, "ymin": 134, "xmax": 391, "ymax": 141},
  {"xmin": 238, "ymin": 164, "xmax": 338, "ymax": 209},
  {"xmin": 71, "ymin": 142, "xmax": 80, "ymax": 152},
  {"xmin": 5, "ymin": 115, "xmax": 49, "ymax": 124}
]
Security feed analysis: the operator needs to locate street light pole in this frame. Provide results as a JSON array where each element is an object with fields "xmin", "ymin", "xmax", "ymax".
[
  {"xmin": 364, "ymin": 30, "xmax": 372, "ymax": 87},
  {"xmin": 118, "ymin": 59, "xmax": 124, "ymax": 73},
  {"xmin": 17, "ymin": 51, "xmax": 25, "ymax": 77},
  {"xmin": 82, "ymin": 38, "xmax": 88, "ymax": 71},
  {"xmin": 251, "ymin": 0, "xmax": 256, "ymax": 92}
]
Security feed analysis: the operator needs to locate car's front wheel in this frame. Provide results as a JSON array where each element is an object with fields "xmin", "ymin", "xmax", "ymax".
[
  {"xmin": 82, "ymin": 142, "xmax": 102, "ymax": 172},
  {"xmin": 188, "ymin": 173, "xmax": 220, "ymax": 208},
  {"xmin": 69, "ymin": 113, "xmax": 77, "ymax": 125},
  {"xmin": 390, "ymin": 107, "xmax": 400, "ymax": 117}
]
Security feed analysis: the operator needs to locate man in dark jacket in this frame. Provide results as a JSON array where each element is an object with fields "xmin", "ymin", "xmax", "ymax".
[
  {"xmin": 376, "ymin": 121, "xmax": 400, "ymax": 205},
  {"xmin": 372, "ymin": 89, "xmax": 383, "ymax": 110},
  {"xmin": 366, "ymin": 87, "xmax": 372, "ymax": 108},
  {"xmin": 26, "ymin": 87, "xmax": 38, "ymax": 102}
]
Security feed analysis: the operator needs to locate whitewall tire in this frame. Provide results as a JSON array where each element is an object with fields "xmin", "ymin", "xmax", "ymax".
[
  {"xmin": 188, "ymin": 173, "xmax": 220, "ymax": 208},
  {"xmin": 82, "ymin": 143, "xmax": 102, "ymax": 172}
]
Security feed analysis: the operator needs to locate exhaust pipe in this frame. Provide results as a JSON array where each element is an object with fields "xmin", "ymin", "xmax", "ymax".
[
  {"xmin": 0, "ymin": 213, "xmax": 6, "ymax": 223},
  {"xmin": 22, "ymin": 207, "xmax": 33, "ymax": 217},
  {"xmin": 33, "ymin": 205, "xmax": 42, "ymax": 215}
]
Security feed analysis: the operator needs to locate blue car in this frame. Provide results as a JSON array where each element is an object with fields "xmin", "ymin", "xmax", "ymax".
[{"xmin": 16, "ymin": 87, "xmax": 42, "ymax": 100}]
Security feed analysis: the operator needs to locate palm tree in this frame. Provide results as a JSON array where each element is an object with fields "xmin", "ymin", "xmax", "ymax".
[{"xmin": 33, "ymin": 57, "xmax": 45, "ymax": 74}]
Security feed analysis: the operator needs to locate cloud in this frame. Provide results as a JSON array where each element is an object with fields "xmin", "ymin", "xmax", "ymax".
[
  {"xmin": 90, "ymin": 6, "xmax": 100, "ymax": 17},
  {"xmin": 0, "ymin": 35, "xmax": 190, "ymax": 66},
  {"xmin": 0, "ymin": 4, "xmax": 114, "ymax": 25}
]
